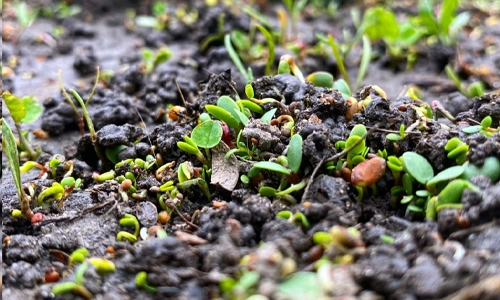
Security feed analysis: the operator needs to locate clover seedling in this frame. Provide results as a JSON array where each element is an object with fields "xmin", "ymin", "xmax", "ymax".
[
  {"xmin": 2, "ymin": 91, "xmax": 42, "ymax": 159},
  {"xmin": 88, "ymin": 258, "xmax": 116, "ymax": 274},
  {"xmin": 336, "ymin": 124, "xmax": 369, "ymax": 168},
  {"xmin": 2, "ymin": 119, "xmax": 33, "ymax": 219},
  {"xmin": 445, "ymin": 65, "xmax": 484, "ymax": 98},
  {"xmin": 177, "ymin": 120, "xmax": 222, "ymax": 166},
  {"xmin": 220, "ymin": 271, "xmax": 259, "ymax": 300},
  {"xmin": 461, "ymin": 156, "xmax": 500, "ymax": 182}
]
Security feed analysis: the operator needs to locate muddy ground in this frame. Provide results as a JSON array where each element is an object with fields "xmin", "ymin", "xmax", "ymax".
[{"xmin": 2, "ymin": 0, "xmax": 500, "ymax": 299}]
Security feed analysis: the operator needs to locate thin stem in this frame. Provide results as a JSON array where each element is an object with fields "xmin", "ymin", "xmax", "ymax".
[
  {"xmin": 15, "ymin": 123, "xmax": 37, "ymax": 159},
  {"xmin": 59, "ymin": 70, "xmax": 84, "ymax": 135},
  {"xmin": 85, "ymin": 66, "xmax": 100, "ymax": 106}
]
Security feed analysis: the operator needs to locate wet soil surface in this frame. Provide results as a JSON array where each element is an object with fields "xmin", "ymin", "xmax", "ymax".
[{"xmin": 2, "ymin": 1, "xmax": 500, "ymax": 299}]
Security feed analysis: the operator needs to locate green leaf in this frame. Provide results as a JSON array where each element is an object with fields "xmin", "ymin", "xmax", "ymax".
[
  {"xmin": 306, "ymin": 72, "xmax": 334, "ymax": 88},
  {"xmin": 427, "ymin": 165, "xmax": 464, "ymax": 188},
  {"xmin": 418, "ymin": 0, "xmax": 439, "ymax": 35},
  {"xmin": 217, "ymin": 96, "xmax": 242, "ymax": 123},
  {"xmin": 462, "ymin": 125, "xmax": 482, "ymax": 134},
  {"xmin": 2, "ymin": 120, "xmax": 24, "ymax": 206},
  {"xmin": 277, "ymin": 272, "xmax": 323, "ymax": 300},
  {"xmin": 445, "ymin": 137, "xmax": 465, "ymax": 151},
  {"xmin": 313, "ymin": 232, "xmax": 333, "ymax": 245},
  {"xmin": 136, "ymin": 15, "xmax": 158, "ymax": 28},
  {"xmin": 256, "ymin": 24, "xmax": 275, "ymax": 76},
  {"xmin": 3, "ymin": 92, "xmax": 27, "ymax": 123},
  {"xmin": 333, "ymin": 79, "xmax": 351, "ymax": 99},
  {"xmin": 287, "ymin": 134, "xmax": 303, "ymax": 173},
  {"xmin": 461, "ymin": 157, "xmax": 500, "ymax": 182},
  {"xmin": 177, "ymin": 142, "xmax": 199, "ymax": 155},
  {"xmin": 437, "ymin": 179, "xmax": 472, "ymax": 206},
  {"xmin": 105, "ymin": 145, "xmax": 127, "ymax": 165},
  {"xmin": 328, "ymin": 35, "xmax": 351, "ymax": 91},
  {"xmin": 391, "ymin": 185, "xmax": 406, "ymax": 196},
  {"xmin": 362, "ymin": 6, "xmax": 399, "ymax": 41},
  {"xmin": 407, "ymin": 204, "xmax": 423, "ymax": 213},
  {"xmin": 480, "ymin": 116, "xmax": 492, "ymax": 129},
  {"xmin": 261, "ymin": 108, "xmax": 277, "ymax": 124},
  {"xmin": 416, "ymin": 190, "xmax": 430, "ymax": 197},
  {"xmin": 225, "ymin": 33, "xmax": 251, "ymax": 82},
  {"xmin": 253, "ymin": 161, "xmax": 291, "ymax": 175},
  {"xmin": 401, "ymin": 195, "xmax": 415, "ymax": 204},
  {"xmin": 402, "ymin": 152, "xmax": 434, "ymax": 184},
  {"xmin": 233, "ymin": 109, "xmax": 249, "ymax": 126},
  {"xmin": 449, "ymin": 11, "xmax": 470, "ymax": 36},
  {"xmin": 402, "ymin": 173, "xmax": 414, "ymax": 195},
  {"xmin": 238, "ymin": 271, "xmax": 260, "ymax": 291},
  {"xmin": 468, "ymin": 82, "xmax": 485, "ymax": 98},
  {"xmin": 440, "ymin": 0, "xmax": 459, "ymax": 37},
  {"xmin": 345, "ymin": 136, "xmax": 365, "ymax": 155},
  {"xmin": 238, "ymin": 100, "xmax": 263, "ymax": 114},
  {"xmin": 191, "ymin": 120, "xmax": 223, "ymax": 149},
  {"xmin": 205, "ymin": 105, "xmax": 240, "ymax": 129},
  {"xmin": 387, "ymin": 133, "xmax": 404, "ymax": 141},
  {"xmin": 276, "ymin": 210, "xmax": 292, "ymax": 219},
  {"xmin": 20, "ymin": 96, "xmax": 42, "ymax": 123},
  {"xmin": 447, "ymin": 144, "xmax": 469, "ymax": 160},
  {"xmin": 356, "ymin": 35, "xmax": 372, "ymax": 90},
  {"xmin": 350, "ymin": 124, "xmax": 367, "ymax": 137}
]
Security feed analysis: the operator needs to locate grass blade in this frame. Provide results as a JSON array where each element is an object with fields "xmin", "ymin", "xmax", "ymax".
[
  {"xmin": 256, "ymin": 25, "xmax": 275, "ymax": 76},
  {"xmin": 327, "ymin": 34, "xmax": 351, "ymax": 92},
  {"xmin": 224, "ymin": 34, "xmax": 251, "ymax": 82},
  {"xmin": 356, "ymin": 35, "xmax": 372, "ymax": 90}
]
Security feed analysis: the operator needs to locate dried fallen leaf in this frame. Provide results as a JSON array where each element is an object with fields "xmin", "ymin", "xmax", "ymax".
[
  {"xmin": 210, "ymin": 141, "xmax": 240, "ymax": 191},
  {"xmin": 175, "ymin": 231, "xmax": 208, "ymax": 245}
]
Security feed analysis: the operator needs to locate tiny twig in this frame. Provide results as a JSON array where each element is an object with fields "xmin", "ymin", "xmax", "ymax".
[
  {"xmin": 175, "ymin": 79, "xmax": 188, "ymax": 108},
  {"xmin": 302, "ymin": 124, "xmax": 379, "ymax": 201},
  {"xmin": 166, "ymin": 200, "xmax": 199, "ymax": 230},
  {"xmin": 37, "ymin": 199, "xmax": 116, "ymax": 226}
]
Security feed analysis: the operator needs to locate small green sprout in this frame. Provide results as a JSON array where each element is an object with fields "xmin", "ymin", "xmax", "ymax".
[
  {"xmin": 2, "ymin": 91, "xmax": 42, "ymax": 159},
  {"xmin": 335, "ymin": 124, "xmax": 369, "ymax": 168},
  {"xmin": 225, "ymin": 33, "xmax": 253, "ymax": 82},
  {"xmin": 52, "ymin": 262, "xmax": 93, "ymax": 300},
  {"xmin": 418, "ymin": 0, "xmax": 471, "ymax": 46},
  {"xmin": 461, "ymin": 156, "xmax": 500, "ymax": 182},
  {"xmin": 387, "ymin": 124, "xmax": 407, "ymax": 141},
  {"xmin": 20, "ymin": 160, "xmax": 47, "ymax": 177},
  {"xmin": 37, "ymin": 182, "xmax": 64, "ymax": 206},
  {"xmin": 136, "ymin": 271, "xmax": 158, "ymax": 292},
  {"xmin": 92, "ymin": 170, "xmax": 115, "ymax": 182},
  {"xmin": 142, "ymin": 47, "xmax": 172, "ymax": 75},
  {"xmin": 444, "ymin": 137, "xmax": 469, "ymax": 165},
  {"xmin": 206, "ymin": 96, "xmax": 246, "ymax": 129},
  {"xmin": 177, "ymin": 120, "xmax": 223, "ymax": 166},
  {"xmin": 256, "ymin": 24, "xmax": 275, "ymax": 76},
  {"xmin": 462, "ymin": 116, "xmax": 497, "ymax": 137},
  {"xmin": 88, "ymin": 258, "xmax": 116, "ymax": 274},
  {"xmin": 11, "ymin": 209, "xmax": 22, "ymax": 218},
  {"xmin": 278, "ymin": 54, "xmax": 304, "ymax": 82},
  {"xmin": 445, "ymin": 65, "xmax": 485, "ymax": 98},
  {"xmin": 117, "ymin": 214, "xmax": 140, "ymax": 243},
  {"xmin": 70, "ymin": 248, "xmax": 89, "ymax": 266},
  {"xmin": 276, "ymin": 211, "xmax": 309, "ymax": 228},
  {"xmin": 220, "ymin": 271, "xmax": 259, "ymax": 300}
]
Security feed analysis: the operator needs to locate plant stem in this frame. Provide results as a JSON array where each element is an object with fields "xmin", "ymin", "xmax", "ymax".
[
  {"xmin": 14, "ymin": 123, "xmax": 37, "ymax": 159},
  {"xmin": 69, "ymin": 89, "xmax": 110, "ymax": 170}
]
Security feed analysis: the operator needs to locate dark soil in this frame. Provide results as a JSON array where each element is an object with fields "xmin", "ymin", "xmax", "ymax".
[{"xmin": 2, "ymin": 1, "xmax": 500, "ymax": 299}]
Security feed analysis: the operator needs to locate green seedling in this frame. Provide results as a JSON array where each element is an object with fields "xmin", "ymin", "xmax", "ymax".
[
  {"xmin": 136, "ymin": 271, "xmax": 158, "ymax": 292},
  {"xmin": 105, "ymin": 145, "xmax": 128, "ymax": 165},
  {"xmin": 177, "ymin": 177, "xmax": 211, "ymax": 200},
  {"xmin": 135, "ymin": 0, "xmax": 169, "ymax": 30},
  {"xmin": 312, "ymin": 225, "xmax": 365, "ymax": 266},
  {"xmin": 142, "ymin": 47, "xmax": 172, "ymax": 75},
  {"xmin": 220, "ymin": 271, "xmax": 259, "ymax": 300},
  {"xmin": 206, "ymin": 96, "xmax": 247, "ymax": 130},
  {"xmin": 387, "ymin": 124, "xmax": 407, "ymax": 142},
  {"xmin": 117, "ymin": 214, "xmax": 139, "ymax": 243},
  {"xmin": 52, "ymin": 262, "xmax": 93, "ymax": 300},
  {"xmin": 37, "ymin": 182, "xmax": 64, "ymax": 206},
  {"xmin": 444, "ymin": 137, "xmax": 469, "ymax": 165},
  {"xmin": 92, "ymin": 170, "xmax": 115, "ymax": 182},
  {"xmin": 177, "ymin": 162, "xmax": 192, "ymax": 183},
  {"xmin": 445, "ymin": 65, "xmax": 485, "ymax": 98},
  {"xmin": 335, "ymin": 124, "xmax": 370, "ymax": 168},
  {"xmin": 278, "ymin": 54, "xmax": 304, "ymax": 82},
  {"xmin": 461, "ymin": 156, "xmax": 500, "ymax": 182},
  {"xmin": 70, "ymin": 248, "xmax": 89, "ymax": 267},
  {"xmin": 276, "ymin": 211, "xmax": 309, "ymax": 228},
  {"xmin": 14, "ymin": 1, "xmax": 40, "ymax": 30},
  {"xmin": 461, "ymin": 116, "xmax": 498, "ymax": 137},
  {"xmin": 418, "ymin": 0, "xmax": 471, "ymax": 46},
  {"xmin": 256, "ymin": 24, "xmax": 275, "ymax": 76},
  {"xmin": 88, "ymin": 258, "xmax": 116, "ymax": 274},
  {"xmin": 426, "ymin": 179, "xmax": 480, "ymax": 219},
  {"xmin": 20, "ymin": 160, "xmax": 47, "ymax": 177},
  {"xmin": 225, "ymin": 33, "xmax": 253, "ymax": 83},
  {"xmin": 276, "ymin": 271, "xmax": 323, "ymax": 300},
  {"xmin": 2, "ymin": 91, "xmax": 42, "ymax": 159},
  {"xmin": 177, "ymin": 120, "xmax": 223, "ymax": 166},
  {"xmin": 258, "ymin": 179, "xmax": 307, "ymax": 205},
  {"xmin": 60, "ymin": 68, "xmax": 110, "ymax": 169},
  {"xmin": 281, "ymin": 0, "xmax": 308, "ymax": 38},
  {"xmin": 11, "ymin": 209, "xmax": 22, "ymax": 218}
]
